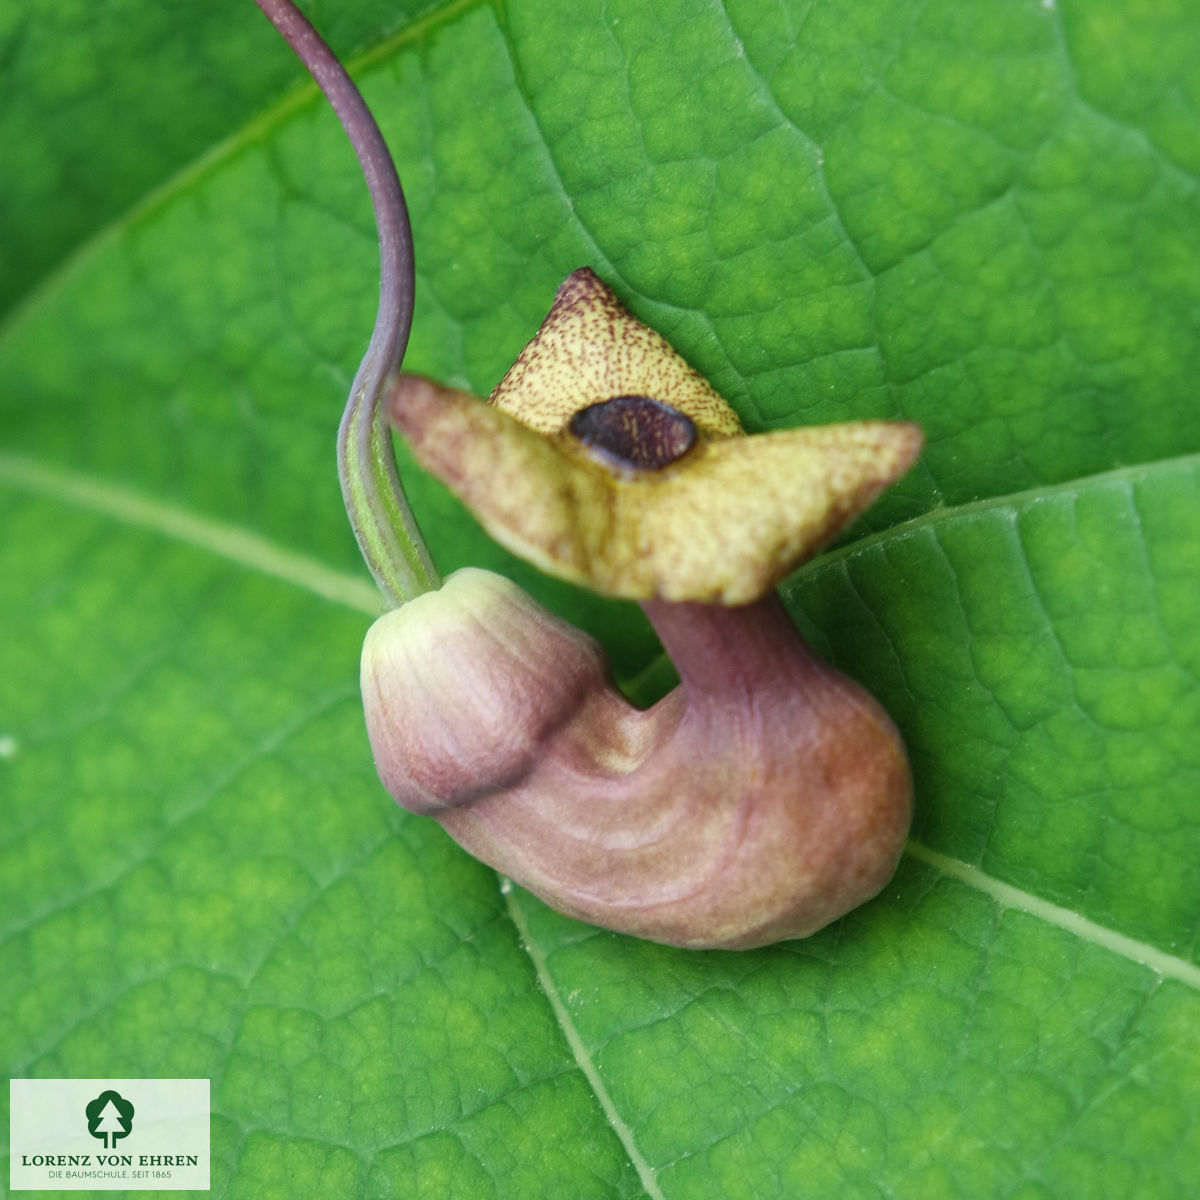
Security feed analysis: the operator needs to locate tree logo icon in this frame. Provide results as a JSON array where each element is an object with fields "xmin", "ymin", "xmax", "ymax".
[{"xmin": 85, "ymin": 1089, "xmax": 135, "ymax": 1149}]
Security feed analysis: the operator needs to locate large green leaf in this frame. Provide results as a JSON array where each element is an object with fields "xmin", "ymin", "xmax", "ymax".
[{"xmin": 3, "ymin": 0, "xmax": 1198, "ymax": 1196}]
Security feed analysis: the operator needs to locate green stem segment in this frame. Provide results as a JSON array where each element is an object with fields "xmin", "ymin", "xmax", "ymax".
[{"xmin": 252, "ymin": 0, "xmax": 440, "ymax": 607}]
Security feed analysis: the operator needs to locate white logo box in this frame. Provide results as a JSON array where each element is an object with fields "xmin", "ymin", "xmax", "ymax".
[{"xmin": 9, "ymin": 1079, "xmax": 210, "ymax": 1192}]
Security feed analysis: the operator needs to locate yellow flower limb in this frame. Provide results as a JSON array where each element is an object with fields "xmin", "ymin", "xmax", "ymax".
[
  {"xmin": 388, "ymin": 374, "xmax": 616, "ymax": 590},
  {"xmin": 389, "ymin": 373, "xmax": 922, "ymax": 603}
]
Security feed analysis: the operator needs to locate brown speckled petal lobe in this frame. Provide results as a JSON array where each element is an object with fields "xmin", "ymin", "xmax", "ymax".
[
  {"xmin": 389, "ymin": 267, "xmax": 921, "ymax": 602},
  {"xmin": 630, "ymin": 421, "xmax": 923, "ymax": 602},
  {"xmin": 489, "ymin": 269, "xmax": 743, "ymax": 438},
  {"xmin": 390, "ymin": 373, "xmax": 922, "ymax": 603},
  {"xmin": 389, "ymin": 373, "xmax": 614, "ymax": 590}
]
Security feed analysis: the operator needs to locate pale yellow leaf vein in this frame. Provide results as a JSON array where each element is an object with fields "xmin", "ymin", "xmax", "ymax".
[
  {"xmin": 501, "ymin": 883, "xmax": 667, "ymax": 1200},
  {"xmin": 0, "ymin": 453, "xmax": 382, "ymax": 616},
  {"xmin": 907, "ymin": 840, "xmax": 1200, "ymax": 989}
]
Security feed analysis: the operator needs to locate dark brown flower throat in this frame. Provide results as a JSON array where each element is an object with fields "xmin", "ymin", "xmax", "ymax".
[{"xmin": 569, "ymin": 395, "xmax": 698, "ymax": 470}]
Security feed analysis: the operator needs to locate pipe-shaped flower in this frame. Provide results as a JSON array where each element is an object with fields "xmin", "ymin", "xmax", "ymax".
[
  {"xmin": 362, "ymin": 269, "xmax": 922, "ymax": 948},
  {"xmin": 363, "ymin": 568, "xmax": 911, "ymax": 949},
  {"xmin": 390, "ymin": 269, "xmax": 922, "ymax": 603}
]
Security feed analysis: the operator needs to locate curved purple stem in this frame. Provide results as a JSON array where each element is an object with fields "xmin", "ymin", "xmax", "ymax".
[{"xmin": 253, "ymin": 0, "xmax": 439, "ymax": 606}]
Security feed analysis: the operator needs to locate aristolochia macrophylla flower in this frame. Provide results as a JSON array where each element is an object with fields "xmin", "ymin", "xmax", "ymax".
[
  {"xmin": 390, "ymin": 268, "xmax": 922, "ymax": 603},
  {"xmin": 369, "ymin": 271, "xmax": 919, "ymax": 948}
]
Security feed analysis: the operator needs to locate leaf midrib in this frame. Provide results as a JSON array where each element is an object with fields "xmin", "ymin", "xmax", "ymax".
[
  {"xmin": 503, "ymin": 885, "xmax": 667, "ymax": 1199},
  {"xmin": 0, "ymin": 451, "xmax": 381, "ymax": 616}
]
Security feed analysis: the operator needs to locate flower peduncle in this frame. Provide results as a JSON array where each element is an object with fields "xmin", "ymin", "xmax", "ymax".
[{"xmin": 252, "ymin": 0, "xmax": 439, "ymax": 607}]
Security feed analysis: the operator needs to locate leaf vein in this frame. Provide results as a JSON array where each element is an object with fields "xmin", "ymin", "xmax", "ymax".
[
  {"xmin": 502, "ymin": 885, "xmax": 666, "ymax": 1200},
  {"xmin": 907, "ymin": 840, "xmax": 1200, "ymax": 988},
  {"xmin": 0, "ymin": 452, "xmax": 381, "ymax": 615}
]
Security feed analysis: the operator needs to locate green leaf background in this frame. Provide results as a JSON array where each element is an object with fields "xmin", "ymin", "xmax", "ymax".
[{"xmin": 3, "ymin": 0, "xmax": 1198, "ymax": 1195}]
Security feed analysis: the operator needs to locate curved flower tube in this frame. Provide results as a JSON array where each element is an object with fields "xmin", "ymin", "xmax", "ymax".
[{"xmin": 362, "ymin": 568, "xmax": 912, "ymax": 949}]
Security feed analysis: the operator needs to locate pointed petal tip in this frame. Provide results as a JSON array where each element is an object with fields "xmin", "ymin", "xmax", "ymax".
[
  {"xmin": 863, "ymin": 417, "xmax": 924, "ymax": 488},
  {"xmin": 889, "ymin": 418, "xmax": 925, "ymax": 472}
]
